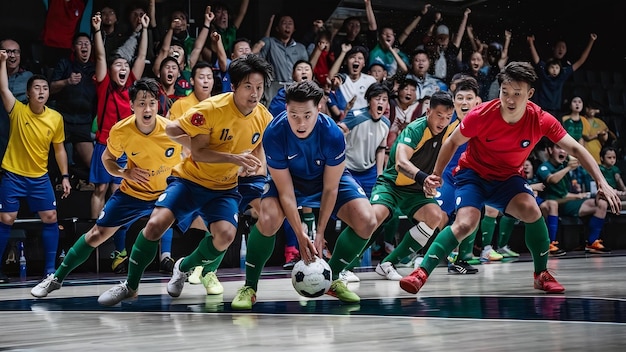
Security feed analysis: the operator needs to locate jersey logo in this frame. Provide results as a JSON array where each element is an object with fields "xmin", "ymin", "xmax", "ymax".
[
  {"xmin": 432, "ymin": 141, "xmax": 438, "ymax": 148},
  {"xmin": 403, "ymin": 137, "xmax": 412, "ymax": 143},
  {"xmin": 288, "ymin": 154, "xmax": 298, "ymax": 160},
  {"xmin": 191, "ymin": 113, "xmax": 205, "ymax": 126},
  {"xmin": 131, "ymin": 152, "xmax": 140, "ymax": 156},
  {"xmin": 220, "ymin": 128, "xmax": 233, "ymax": 141},
  {"xmin": 165, "ymin": 147, "xmax": 175, "ymax": 157},
  {"xmin": 520, "ymin": 140, "xmax": 531, "ymax": 148},
  {"xmin": 251, "ymin": 132, "xmax": 260, "ymax": 144},
  {"xmin": 315, "ymin": 160, "xmax": 322, "ymax": 166}
]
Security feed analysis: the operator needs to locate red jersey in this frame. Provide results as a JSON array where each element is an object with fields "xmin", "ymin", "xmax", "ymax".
[
  {"xmin": 41, "ymin": 0, "xmax": 87, "ymax": 49},
  {"xmin": 456, "ymin": 99, "xmax": 567, "ymax": 181},
  {"xmin": 94, "ymin": 72, "xmax": 136, "ymax": 145}
]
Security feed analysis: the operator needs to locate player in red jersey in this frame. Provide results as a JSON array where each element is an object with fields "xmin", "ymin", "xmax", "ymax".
[{"xmin": 399, "ymin": 61, "xmax": 621, "ymax": 294}]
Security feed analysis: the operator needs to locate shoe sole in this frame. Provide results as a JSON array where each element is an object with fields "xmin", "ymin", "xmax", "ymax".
[
  {"xmin": 550, "ymin": 252, "xmax": 567, "ymax": 257},
  {"xmin": 399, "ymin": 279, "xmax": 420, "ymax": 294},
  {"xmin": 534, "ymin": 285, "xmax": 565, "ymax": 294},
  {"xmin": 586, "ymin": 249, "xmax": 611, "ymax": 254}
]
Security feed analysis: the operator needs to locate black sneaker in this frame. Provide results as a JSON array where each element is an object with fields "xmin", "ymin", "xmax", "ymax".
[
  {"xmin": 160, "ymin": 256, "xmax": 176, "ymax": 274},
  {"xmin": 0, "ymin": 272, "xmax": 9, "ymax": 284},
  {"xmin": 282, "ymin": 257, "xmax": 299, "ymax": 270},
  {"xmin": 448, "ymin": 259, "xmax": 479, "ymax": 274}
]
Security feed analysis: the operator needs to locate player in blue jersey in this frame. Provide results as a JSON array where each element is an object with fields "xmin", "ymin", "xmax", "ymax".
[{"xmin": 231, "ymin": 80, "xmax": 378, "ymax": 309}]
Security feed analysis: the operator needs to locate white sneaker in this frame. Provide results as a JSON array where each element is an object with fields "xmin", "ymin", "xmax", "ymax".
[
  {"xmin": 167, "ymin": 257, "xmax": 190, "ymax": 297},
  {"xmin": 375, "ymin": 261, "xmax": 403, "ymax": 281},
  {"xmin": 31, "ymin": 274, "xmax": 62, "ymax": 298},
  {"xmin": 188, "ymin": 266, "xmax": 203, "ymax": 285},
  {"xmin": 98, "ymin": 281, "xmax": 137, "ymax": 306},
  {"xmin": 338, "ymin": 269, "xmax": 360, "ymax": 283},
  {"xmin": 201, "ymin": 272, "xmax": 224, "ymax": 295}
]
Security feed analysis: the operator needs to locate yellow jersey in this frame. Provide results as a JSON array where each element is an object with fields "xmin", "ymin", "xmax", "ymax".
[
  {"xmin": 174, "ymin": 92, "xmax": 272, "ymax": 190},
  {"xmin": 107, "ymin": 115, "xmax": 183, "ymax": 201},
  {"xmin": 168, "ymin": 93, "xmax": 201, "ymax": 121},
  {"xmin": 1, "ymin": 101, "xmax": 64, "ymax": 177}
]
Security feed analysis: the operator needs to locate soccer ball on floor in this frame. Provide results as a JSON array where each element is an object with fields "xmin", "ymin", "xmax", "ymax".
[{"xmin": 291, "ymin": 257, "xmax": 332, "ymax": 298}]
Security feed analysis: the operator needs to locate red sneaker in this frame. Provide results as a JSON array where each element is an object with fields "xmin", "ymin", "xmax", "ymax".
[
  {"xmin": 534, "ymin": 270, "xmax": 565, "ymax": 293},
  {"xmin": 399, "ymin": 267, "xmax": 428, "ymax": 294}
]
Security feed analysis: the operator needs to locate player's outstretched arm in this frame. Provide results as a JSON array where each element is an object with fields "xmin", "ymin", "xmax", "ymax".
[
  {"xmin": 0, "ymin": 51, "xmax": 16, "ymax": 112},
  {"xmin": 558, "ymin": 133, "xmax": 621, "ymax": 214}
]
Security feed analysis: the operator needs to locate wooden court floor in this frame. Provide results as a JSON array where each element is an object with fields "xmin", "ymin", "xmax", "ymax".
[{"xmin": 0, "ymin": 254, "xmax": 624, "ymax": 351}]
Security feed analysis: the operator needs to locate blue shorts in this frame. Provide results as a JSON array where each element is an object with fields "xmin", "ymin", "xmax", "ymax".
[
  {"xmin": 454, "ymin": 168, "xmax": 535, "ymax": 213},
  {"xmin": 349, "ymin": 167, "xmax": 377, "ymax": 198},
  {"xmin": 96, "ymin": 190, "xmax": 155, "ymax": 228},
  {"xmin": 238, "ymin": 175, "xmax": 266, "ymax": 213},
  {"xmin": 0, "ymin": 171, "xmax": 56, "ymax": 212},
  {"xmin": 436, "ymin": 172, "xmax": 457, "ymax": 217},
  {"xmin": 89, "ymin": 143, "xmax": 126, "ymax": 185},
  {"xmin": 156, "ymin": 176, "xmax": 241, "ymax": 230},
  {"xmin": 262, "ymin": 170, "xmax": 367, "ymax": 215}
]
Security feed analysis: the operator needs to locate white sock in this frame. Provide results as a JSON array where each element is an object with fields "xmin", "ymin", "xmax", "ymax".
[
  {"xmin": 161, "ymin": 252, "xmax": 171, "ymax": 261},
  {"xmin": 408, "ymin": 222, "xmax": 435, "ymax": 247}
]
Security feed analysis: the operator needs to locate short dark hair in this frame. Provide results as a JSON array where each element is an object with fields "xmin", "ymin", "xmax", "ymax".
[
  {"xmin": 600, "ymin": 146, "xmax": 617, "ymax": 160},
  {"xmin": 285, "ymin": 80, "xmax": 324, "ymax": 106},
  {"xmin": 129, "ymin": 77, "xmax": 160, "ymax": 101},
  {"xmin": 497, "ymin": 61, "xmax": 538, "ymax": 87},
  {"xmin": 159, "ymin": 56, "xmax": 179, "ymax": 72},
  {"xmin": 452, "ymin": 75, "xmax": 480, "ymax": 96},
  {"xmin": 191, "ymin": 61, "xmax": 212, "ymax": 79},
  {"xmin": 365, "ymin": 82, "xmax": 390, "ymax": 102},
  {"xmin": 228, "ymin": 54, "xmax": 273, "ymax": 89},
  {"xmin": 27, "ymin": 74, "xmax": 49, "ymax": 91},
  {"xmin": 292, "ymin": 60, "xmax": 312, "ymax": 73},
  {"xmin": 428, "ymin": 90, "xmax": 454, "ymax": 110},
  {"xmin": 72, "ymin": 32, "xmax": 91, "ymax": 45}
]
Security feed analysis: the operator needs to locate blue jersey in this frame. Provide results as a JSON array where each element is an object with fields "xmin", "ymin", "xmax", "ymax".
[
  {"xmin": 263, "ymin": 111, "xmax": 346, "ymax": 194},
  {"xmin": 442, "ymin": 112, "xmax": 465, "ymax": 184}
]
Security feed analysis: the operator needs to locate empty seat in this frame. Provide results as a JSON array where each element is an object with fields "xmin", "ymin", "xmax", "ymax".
[
  {"xmin": 600, "ymin": 71, "xmax": 613, "ymax": 89},
  {"xmin": 586, "ymin": 70, "xmax": 600, "ymax": 87},
  {"xmin": 614, "ymin": 72, "xmax": 625, "ymax": 89},
  {"xmin": 607, "ymin": 88, "xmax": 625, "ymax": 116},
  {"xmin": 573, "ymin": 70, "xmax": 587, "ymax": 86},
  {"xmin": 590, "ymin": 87, "xmax": 608, "ymax": 110}
]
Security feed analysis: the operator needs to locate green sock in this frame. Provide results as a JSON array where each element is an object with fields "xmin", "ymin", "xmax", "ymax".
[
  {"xmin": 328, "ymin": 226, "xmax": 368, "ymax": 280},
  {"xmin": 127, "ymin": 230, "xmax": 159, "ymax": 290},
  {"xmin": 202, "ymin": 251, "xmax": 226, "ymax": 275},
  {"xmin": 180, "ymin": 232, "xmax": 224, "ymax": 272},
  {"xmin": 458, "ymin": 227, "xmax": 478, "ymax": 261},
  {"xmin": 383, "ymin": 208, "xmax": 402, "ymax": 244},
  {"xmin": 244, "ymin": 224, "xmax": 276, "ymax": 291},
  {"xmin": 54, "ymin": 234, "xmax": 94, "ymax": 282},
  {"xmin": 345, "ymin": 223, "xmax": 385, "ymax": 270},
  {"xmin": 382, "ymin": 228, "xmax": 422, "ymax": 264},
  {"xmin": 481, "ymin": 215, "xmax": 497, "ymax": 248},
  {"xmin": 524, "ymin": 218, "xmax": 550, "ymax": 273},
  {"xmin": 302, "ymin": 212, "xmax": 316, "ymax": 234},
  {"xmin": 498, "ymin": 216, "xmax": 517, "ymax": 249},
  {"xmin": 420, "ymin": 226, "xmax": 459, "ymax": 275}
]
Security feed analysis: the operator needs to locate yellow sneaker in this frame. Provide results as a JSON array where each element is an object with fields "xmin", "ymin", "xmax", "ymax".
[
  {"xmin": 200, "ymin": 272, "xmax": 224, "ymax": 295},
  {"xmin": 188, "ymin": 266, "xmax": 203, "ymax": 285}
]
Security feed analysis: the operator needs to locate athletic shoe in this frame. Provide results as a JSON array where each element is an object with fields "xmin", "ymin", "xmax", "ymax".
[
  {"xmin": 167, "ymin": 257, "xmax": 190, "ymax": 297},
  {"xmin": 585, "ymin": 239, "xmax": 611, "ymax": 254},
  {"xmin": 326, "ymin": 279, "xmax": 360, "ymax": 303},
  {"xmin": 0, "ymin": 272, "xmax": 9, "ymax": 284},
  {"xmin": 31, "ymin": 274, "xmax": 62, "ymax": 298},
  {"xmin": 447, "ymin": 259, "xmax": 479, "ymax": 275},
  {"xmin": 282, "ymin": 257, "xmax": 299, "ymax": 270},
  {"xmin": 159, "ymin": 256, "xmax": 176, "ymax": 274},
  {"xmin": 480, "ymin": 246, "xmax": 503, "ymax": 263},
  {"xmin": 534, "ymin": 270, "xmax": 565, "ymax": 293},
  {"xmin": 201, "ymin": 272, "xmax": 224, "ymax": 295},
  {"xmin": 549, "ymin": 241, "xmax": 566, "ymax": 257},
  {"xmin": 399, "ymin": 267, "xmax": 428, "ymax": 294},
  {"xmin": 231, "ymin": 286, "xmax": 256, "ymax": 310},
  {"xmin": 375, "ymin": 261, "xmax": 403, "ymax": 280},
  {"xmin": 384, "ymin": 241, "xmax": 395, "ymax": 254},
  {"xmin": 338, "ymin": 269, "xmax": 360, "ymax": 283},
  {"xmin": 446, "ymin": 251, "xmax": 458, "ymax": 265},
  {"xmin": 98, "ymin": 281, "xmax": 137, "ymax": 306},
  {"xmin": 110, "ymin": 250, "xmax": 128, "ymax": 274},
  {"xmin": 496, "ymin": 245, "xmax": 520, "ymax": 258},
  {"xmin": 188, "ymin": 266, "xmax": 203, "ymax": 285}
]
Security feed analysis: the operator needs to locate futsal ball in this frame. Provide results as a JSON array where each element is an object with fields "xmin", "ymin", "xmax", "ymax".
[{"xmin": 291, "ymin": 257, "xmax": 332, "ymax": 298}]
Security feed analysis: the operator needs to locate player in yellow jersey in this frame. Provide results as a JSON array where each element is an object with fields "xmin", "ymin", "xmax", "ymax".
[
  {"xmin": 0, "ymin": 50, "xmax": 71, "ymax": 282},
  {"xmin": 98, "ymin": 54, "xmax": 274, "ymax": 306},
  {"xmin": 30, "ymin": 78, "xmax": 182, "ymax": 298}
]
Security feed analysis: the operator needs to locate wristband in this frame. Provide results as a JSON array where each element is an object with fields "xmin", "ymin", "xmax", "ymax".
[
  {"xmin": 413, "ymin": 170, "xmax": 429, "ymax": 184},
  {"xmin": 203, "ymin": 24, "xmax": 211, "ymax": 30},
  {"xmin": 94, "ymin": 29, "xmax": 101, "ymax": 33},
  {"xmin": 62, "ymin": 174, "xmax": 70, "ymax": 178}
]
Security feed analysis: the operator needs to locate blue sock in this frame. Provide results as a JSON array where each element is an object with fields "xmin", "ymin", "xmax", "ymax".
[
  {"xmin": 0, "ymin": 223, "xmax": 11, "ymax": 271},
  {"xmin": 588, "ymin": 216, "xmax": 605, "ymax": 243},
  {"xmin": 283, "ymin": 220, "xmax": 298, "ymax": 248},
  {"xmin": 161, "ymin": 228, "xmax": 173, "ymax": 254},
  {"xmin": 547, "ymin": 215, "xmax": 559, "ymax": 242},
  {"xmin": 113, "ymin": 227, "xmax": 127, "ymax": 253},
  {"xmin": 42, "ymin": 223, "xmax": 59, "ymax": 274}
]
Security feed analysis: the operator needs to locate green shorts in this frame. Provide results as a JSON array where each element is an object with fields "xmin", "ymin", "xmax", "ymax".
[
  {"xmin": 558, "ymin": 199, "xmax": 585, "ymax": 217},
  {"xmin": 370, "ymin": 178, "xmax": 437, "ymax": 222}
]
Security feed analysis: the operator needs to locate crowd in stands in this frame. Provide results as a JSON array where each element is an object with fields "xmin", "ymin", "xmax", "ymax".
[{"xmin": 0, "ymin": 0, "xmax": 623, "ymax": 284}]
